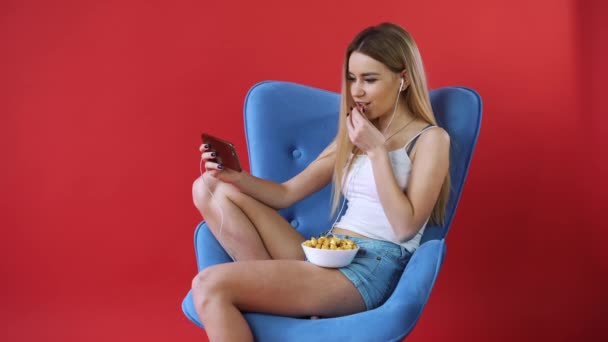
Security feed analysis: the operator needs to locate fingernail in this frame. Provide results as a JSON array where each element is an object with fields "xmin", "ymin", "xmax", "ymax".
[
  {"xmin": 203, "ymin": 144, "xmax": 209, "ymax": 149},
  {"xmin": 211, "ymin": 152, "xmax": 216, "ymax": 157},
  {"xmin": 218, "ymin": 164, "xmax": 224, "ymax": 170}
]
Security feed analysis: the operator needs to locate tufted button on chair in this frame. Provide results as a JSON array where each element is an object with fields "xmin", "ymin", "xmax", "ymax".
[{"xmin": 182, "ymin": 81, "xmax": 482, "ymax": 341}]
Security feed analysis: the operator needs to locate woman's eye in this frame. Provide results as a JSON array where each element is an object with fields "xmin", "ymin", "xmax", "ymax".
[{"xmin": 346, "ymin": 77, "xmax": 376, "ymax": 83}]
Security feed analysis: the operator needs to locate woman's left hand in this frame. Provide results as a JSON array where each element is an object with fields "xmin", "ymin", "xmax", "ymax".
[{"xmin": 346, "ymin": 106, "xmax": 386, "ymax": 155}]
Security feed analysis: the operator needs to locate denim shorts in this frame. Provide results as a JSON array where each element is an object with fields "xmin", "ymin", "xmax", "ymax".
[{"xmin": 333, "ymin": 234, "xmax": 412, "ymax": 310}]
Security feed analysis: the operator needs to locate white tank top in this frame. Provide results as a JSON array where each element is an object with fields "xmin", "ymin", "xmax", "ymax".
[{"xmin": 333, "ymin": 126, "xmax": 435, "ymax": 253}]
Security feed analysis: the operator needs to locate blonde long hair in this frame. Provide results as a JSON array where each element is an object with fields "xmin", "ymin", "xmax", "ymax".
[{"xmin": 323, "ymin": 23, "xmax": 450, "ymax": 226}]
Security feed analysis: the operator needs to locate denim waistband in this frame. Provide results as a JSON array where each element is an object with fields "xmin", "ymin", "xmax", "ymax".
[{"xmin": 329, "ymin": 233, "xmax": 410, "ymax": 257}]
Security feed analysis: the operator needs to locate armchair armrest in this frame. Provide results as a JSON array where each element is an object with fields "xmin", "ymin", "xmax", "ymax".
[
  {"xmin": 193, "ymin": 221, "xmax": 232, "ymax": 272},
  {"xmin": 385, "ymin": 239, "xmax": 447, "ymax": 340}
]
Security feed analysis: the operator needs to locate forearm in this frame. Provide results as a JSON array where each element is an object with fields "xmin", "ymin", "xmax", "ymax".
[
  {"xmin": 367, "ymin": 149, "xmax": 420, "ymax": 241},
  {"xmin": 233, "ymin": 172, "xmax": 291, "ymax": 209}
]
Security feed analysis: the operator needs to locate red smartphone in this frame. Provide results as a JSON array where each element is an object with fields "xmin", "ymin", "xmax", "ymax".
[{"xmin": 201, "ymin": 133, "xmax": 243, "ymax": 172}]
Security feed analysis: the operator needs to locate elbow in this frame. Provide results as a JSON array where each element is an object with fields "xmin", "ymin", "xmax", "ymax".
[
  {"xmin": 396, "ymin": 231, "xmax": 415, "ymax": 244},
  {"xmin": 395, "ymin": 224, "xmax": 421, "ymax": 243}
]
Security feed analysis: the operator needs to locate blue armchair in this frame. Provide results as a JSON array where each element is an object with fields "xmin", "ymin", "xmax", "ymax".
[{"xmin": 182, "ymin": 81, "xmax": 482, "ymax": 341}]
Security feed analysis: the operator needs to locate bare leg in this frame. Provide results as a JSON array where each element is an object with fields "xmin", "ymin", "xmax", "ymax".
[
  {"xmin": 192, "ymin": 174, "xmax": 323, "ymax": 340},
  {"xmin": 192, "ymin": 172, "xmax": 306, "ymax": 261},
  {"xmin": 192, "ymin": 260, "xmax": 366, "ymax": 342},
  {"xmin": 192, "ymin": 173, "xmax": 269, "ymax": 260}
]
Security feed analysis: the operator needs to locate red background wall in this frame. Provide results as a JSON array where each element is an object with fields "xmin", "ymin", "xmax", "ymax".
[{"xmin": 2, "ymin": 0, "xmax": 607, "ymax": 341}]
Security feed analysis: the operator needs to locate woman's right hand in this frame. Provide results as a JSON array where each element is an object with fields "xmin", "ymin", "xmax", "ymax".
[{"xmin": 199, "ymin": 143, "xmax": 243, "ymax": 184}]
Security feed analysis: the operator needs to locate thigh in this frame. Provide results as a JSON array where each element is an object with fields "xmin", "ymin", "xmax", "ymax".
[
  {"xmin": 207, "ymin": 260, "xmax": 366, "ymax": 317},
  {"xmin": 218, "ymin": 182, "xmax": 306, "ymax": 260}
]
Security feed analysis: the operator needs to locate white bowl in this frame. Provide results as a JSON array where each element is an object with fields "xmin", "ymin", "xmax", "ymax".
[{"xmin": 302, "ymin": 243, "xmax": 360, "ymax": 268}]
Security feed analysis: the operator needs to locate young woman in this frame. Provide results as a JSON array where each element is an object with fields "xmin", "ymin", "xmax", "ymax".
[{"xmin": 191, "ymin": 22, "xmax": 450, "ymax": 341}]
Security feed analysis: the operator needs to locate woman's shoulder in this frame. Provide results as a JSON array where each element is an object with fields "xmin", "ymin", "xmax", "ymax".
[
  {"xmin": 409, "ymin": 125, "xmax": 450, "ymax": 159},
  {"xmin": 418, "ymin": 124, "xmax": 449, "ymax": 143},
  {"xmin": 392, "ymin": 121, "xmax": 447, "ymax": 148}
]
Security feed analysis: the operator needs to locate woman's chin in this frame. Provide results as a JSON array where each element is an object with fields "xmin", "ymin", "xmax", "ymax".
[{"xmin": 366, "ymin": 113, "xmax": 383, "ymax": 121}]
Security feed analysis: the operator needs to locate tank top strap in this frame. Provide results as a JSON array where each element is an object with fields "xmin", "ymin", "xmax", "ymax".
[{"xmin": 405, "ymin": 124, "xmax": 436, "ymax": 155}]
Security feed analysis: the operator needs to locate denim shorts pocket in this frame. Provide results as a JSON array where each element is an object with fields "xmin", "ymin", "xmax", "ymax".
[
  {"xmin": 382, "ymin": 247, "xmax": 408, "ymax": 267},
  {"xmin": 383, "ymin": 262, "xmax": 405, "ymax": 299},
  {"xmin": 355, "ymin": 247, "xmax": 384, "ymax": 275},
  {"xmin": 368, "ymin": 249, "xmax": 405, "ymax": 301}
]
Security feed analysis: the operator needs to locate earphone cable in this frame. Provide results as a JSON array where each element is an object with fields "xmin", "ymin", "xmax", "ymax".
[{"xmin": 199, "ymin": 157, "xmax": 236, "ymax": 261}]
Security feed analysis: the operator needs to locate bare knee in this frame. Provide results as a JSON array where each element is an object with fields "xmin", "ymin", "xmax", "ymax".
[
  {"xmin": 192, "ymin": 174, "xmax": 239, "ymax": 213},
  {"xmin": 191, "ymin": 268, "xmax": 214, "ymax": 308},
  {"xmin": 191, "ymin": 266, "xmax": 228, "ymax": 314},
  {"xmin": 191, "ymin": 268, "xmax": 211, "ymax": 296},
  {"xmin": 192, "ymin": 173, "xmax": 219, "ymax": 212}
]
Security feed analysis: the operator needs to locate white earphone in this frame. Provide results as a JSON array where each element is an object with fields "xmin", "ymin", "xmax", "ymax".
[{"xmin": 399, "ymin": 77, "xmax": 405, "ymax": 92}]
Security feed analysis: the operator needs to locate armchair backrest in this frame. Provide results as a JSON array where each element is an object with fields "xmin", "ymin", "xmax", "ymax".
[
  {"xmin": 423, "ymin": 87, "xmax": 482, "ymax": 242},
  {"xmin": 244, "ymin": 81, "xmax": 481, "ymax": 242}
]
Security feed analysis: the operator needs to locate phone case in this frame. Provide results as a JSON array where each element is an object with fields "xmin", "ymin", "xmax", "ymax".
[{"xmin": 201, "ymin": 133, "xmax": 242, "ymax": 172}]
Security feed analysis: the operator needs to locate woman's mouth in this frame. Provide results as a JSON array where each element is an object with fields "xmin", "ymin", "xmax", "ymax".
[{"xmin": 355, "ymin": 102, "xmax": 370, "ymax": 113}]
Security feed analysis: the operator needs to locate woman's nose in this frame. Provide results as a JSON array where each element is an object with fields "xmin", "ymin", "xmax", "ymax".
[{"xmin": 351, "ymin": 81, "xmax": 364, "ymax": 97}]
